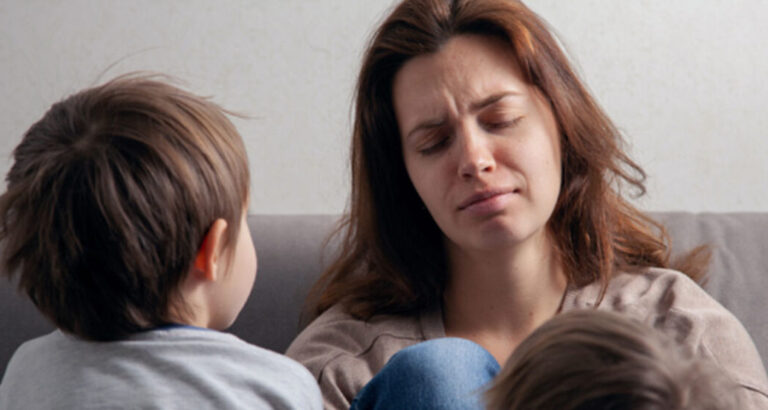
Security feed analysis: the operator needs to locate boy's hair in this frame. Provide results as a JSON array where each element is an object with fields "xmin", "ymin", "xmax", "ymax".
[
  {"xmin": 0, "ymin": 74, "xmax": 250, "ymax": 341},
  {"xmin": 485, "ymin": 310, "xmax": 738, "ymax": 410}
]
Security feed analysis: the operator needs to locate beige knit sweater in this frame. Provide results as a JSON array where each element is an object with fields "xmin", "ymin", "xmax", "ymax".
[{"xmin": 286, "ymin": 268, "xmax": 768, "ymax": 409}]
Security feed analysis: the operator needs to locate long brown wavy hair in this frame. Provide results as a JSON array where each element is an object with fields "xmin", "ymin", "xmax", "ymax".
[{"xmin": 308, "ymin": 0, "xmax": 707, "ymax": 320}]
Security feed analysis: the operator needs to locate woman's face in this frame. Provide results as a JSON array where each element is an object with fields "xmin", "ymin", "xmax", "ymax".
[{"xmin": 393, "ymin": 34, "xmax": 562, "ymax": 253}]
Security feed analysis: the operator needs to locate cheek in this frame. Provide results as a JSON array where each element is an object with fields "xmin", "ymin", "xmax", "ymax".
[
  {"xmin": 536, "ymin": 143, "xmax": 563, "ymax": 208},
  {"xmin": 236, "ymin": 222, "xmax": 257, "ymax": 278},
  {"xmin": 509, "ymin": 137, "xmax": 561, "ymax": 199},
  {"xmin": 242, "ymin": 243, "xmax": 256, "ymax": 280},
  {"xmin": 245, "ymin": 235, "xmax": 257, "ymax": 276},
  {"xmin": 546, "ymin": 137, "xmax": 563, "ymax": 191},
  {"xmin": 404, "ymin": 156, "xmax": 443, "ymax": 211},
  {"xmin": 527, "ymin": 88, "xmax": 563, "ymax": 185}
]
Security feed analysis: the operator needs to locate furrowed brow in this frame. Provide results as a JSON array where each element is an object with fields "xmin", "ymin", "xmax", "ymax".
[
  {"xmin": 405, "ymin": 118, "xmax": 446, "ymax": 141},
  {"xmin": 469, "ymin": 91, "xmax": 521, "ymax": 112}
]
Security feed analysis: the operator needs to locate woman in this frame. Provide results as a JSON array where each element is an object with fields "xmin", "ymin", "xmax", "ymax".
[{"xmin": 287, "ymin": 0, "xmax": 768, "ymax": 408}]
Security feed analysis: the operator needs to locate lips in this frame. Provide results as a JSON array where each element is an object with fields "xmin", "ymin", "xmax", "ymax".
[{"xmin": 457, "ymin": 188, "xmax": 518, "ymax": 211}]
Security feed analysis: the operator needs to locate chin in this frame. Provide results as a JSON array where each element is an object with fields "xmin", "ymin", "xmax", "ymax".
[{"xmin": 450, "ymin": 220, "xmax": 541, "ymax": 252}]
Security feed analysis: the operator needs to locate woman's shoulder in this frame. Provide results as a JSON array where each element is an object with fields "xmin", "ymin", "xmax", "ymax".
[
  {"xmin": 566, "ymin": 267, "xmax": 701, "ymax": 305},
  {"xmin": 285, "ymin": 304, "xmax": 436, "ymax": 409},
  {"xmin": 564, "ymin": 267, "xmax": 731, "ymax": 317},
  {"xmin": 564, "ymin": 267, "xmax": 751, "ymax": 347},
  {"xmin": 564, "ymin": 267, "xmax": 768, "ymax": 400}
]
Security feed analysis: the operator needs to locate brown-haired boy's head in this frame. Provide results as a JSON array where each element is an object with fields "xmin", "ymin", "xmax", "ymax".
[
  {"xmin": 0, "ymin": 74, "xmax": 251, "ymax": 341},
  {"xmin": 486, "ymin": 310, "xmax": 739, "ymax": 410}
]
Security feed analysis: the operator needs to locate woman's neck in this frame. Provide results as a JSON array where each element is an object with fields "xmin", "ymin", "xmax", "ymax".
[{"xmin": 442, "ymin": 230, "xmax": 567, "ymax": 364}]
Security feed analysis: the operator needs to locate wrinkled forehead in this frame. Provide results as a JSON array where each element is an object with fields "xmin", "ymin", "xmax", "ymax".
[{"xmin": 392, "ymin": 34, "xmax": 534, "ymax": 133}]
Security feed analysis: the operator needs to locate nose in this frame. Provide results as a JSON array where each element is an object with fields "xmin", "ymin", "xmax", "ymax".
[{"xmin": 457, "ymin": 125, "xmax": 495, "ymax": 179}]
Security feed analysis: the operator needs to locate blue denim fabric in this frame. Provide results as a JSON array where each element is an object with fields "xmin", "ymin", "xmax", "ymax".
[{"xmin": 350, "ymin": 337, "xmax": 501, "ymax": 410}]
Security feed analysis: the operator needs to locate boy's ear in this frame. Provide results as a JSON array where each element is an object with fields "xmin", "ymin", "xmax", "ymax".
[{"xmin": 193, "ymin": 218, "xmax": 228, "ymax": 282}]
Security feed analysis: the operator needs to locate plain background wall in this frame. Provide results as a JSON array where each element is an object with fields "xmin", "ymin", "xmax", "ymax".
[{"xmin": 1, "ymin": 0, "xmax": 766, "ymax": 214}]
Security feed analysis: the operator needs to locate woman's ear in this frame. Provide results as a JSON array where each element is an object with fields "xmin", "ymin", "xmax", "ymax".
[{"xmin": 193, "ymin": 218, "xmax": 229, "ymax": 282}]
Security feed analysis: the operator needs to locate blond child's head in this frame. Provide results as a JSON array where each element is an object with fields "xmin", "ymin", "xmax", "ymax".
[
  {"xmin": 0, "ymin": 74, "xmax": 254, "ymax": 341},
  {"xmin": 486, "ymin": 309, "xmax": 738, "ymax": 410}
]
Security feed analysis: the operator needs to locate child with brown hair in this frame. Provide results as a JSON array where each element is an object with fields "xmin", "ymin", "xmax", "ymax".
[
  {"xmin": 0, "ymin": 75, "xmax": 321, "ymax": 409},
  {"xmin": 485, "ymin": 309, "xmax": 739, "ymax": 410}
]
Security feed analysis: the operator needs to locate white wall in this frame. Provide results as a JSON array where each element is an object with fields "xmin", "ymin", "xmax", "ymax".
[
  {"xmin": 526, "ymin": 0, "xmax": 768, "ymax": 213},
  {"xmin": 2, "ymin": 0, "xmax": 766, "ymax": 214}
]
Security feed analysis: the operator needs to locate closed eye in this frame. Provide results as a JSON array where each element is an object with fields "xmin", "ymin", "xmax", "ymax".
[
  {"xmin": 418, "ymin": 134, "xmax": 451, "ymax": 155},
  {"xmin": 483, "ymin": 116, "xmax": 523, "ymax": 132}
]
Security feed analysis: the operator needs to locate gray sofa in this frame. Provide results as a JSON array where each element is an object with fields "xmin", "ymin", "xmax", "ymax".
[{"xmin": 2, "ymin": 213, "xmax": 767, "ymax": 377}]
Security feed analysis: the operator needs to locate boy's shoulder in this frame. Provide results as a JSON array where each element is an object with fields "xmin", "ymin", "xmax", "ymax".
[{"xmin": 1, "ymin": 328, "xmax": 322, "ymax": 410}]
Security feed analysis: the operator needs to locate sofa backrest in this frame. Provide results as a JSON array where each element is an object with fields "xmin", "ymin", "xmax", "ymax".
[
  {"xmin": 652, "ymin": 212, "xmax": 768, "ymax": 364},
  {"xmin": 1, "ymin": 213, "xmax": 766, "ymax": 377}
]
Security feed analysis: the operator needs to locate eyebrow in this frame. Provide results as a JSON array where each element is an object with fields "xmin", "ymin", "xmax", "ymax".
[
  {"xmin": 404, "ymin": 91, "xmax": 521, "ymax": 141},
  {"xmin": 469, "ymin": 91, "xmax": 521, "ymax": 111},
  {"xmin": 404, "ymin": 118, "xmax": 446, "ymax": 141}
]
